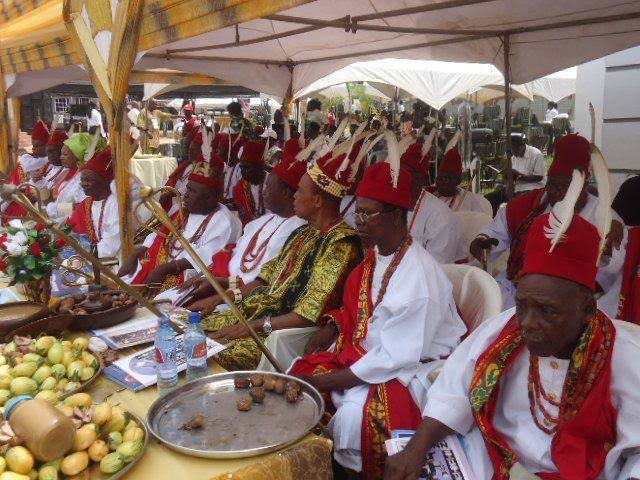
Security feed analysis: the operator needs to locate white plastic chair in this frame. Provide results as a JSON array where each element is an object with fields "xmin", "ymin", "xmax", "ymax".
[
  {"xmin": 256, "ymin": 326, "xmax": 319, "ymax": 373},
  {"xmin": 441, "ymin": 264, "xmax": 503, "ymax": 333}
]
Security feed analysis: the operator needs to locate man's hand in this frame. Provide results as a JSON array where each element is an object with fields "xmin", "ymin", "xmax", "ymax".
[
  {"xmin": 188, "ymin": 295, "xmax": 222, "ymax": 316},
  {"xmin": 176, "ymin": 275, "xmax": 202, "ymax": 293},
  {"xmin": 384, "ymin": 448, "xmax": 426, "ymax": 480},
  {"xmin": 603, "ymin": 219, "xmax": 624, "ymax": 257},
  {"xmin": 117, "ymin": 254, "xmax": 140, "ymax": 277},
  {"xmin": 469, "ymin": 236, "xmax": 498, "ymax": 262},
  {"xmin": 191, "ymin": 279, "xmax": 215, "ymax": 300},
  {"xmin": 304, "ymin": 323, "xmax": 338, "ymax": 355},
  {"xmin": 208, "ymin": 322, "xmax": 250, "ymax": 342},
  {"xmin": 31, "ymin": 171, "xmax": 45, "ymax": 181},
  {"xmin": 145, "ymin": 263, "xmax": 173, "ymax": 286}
]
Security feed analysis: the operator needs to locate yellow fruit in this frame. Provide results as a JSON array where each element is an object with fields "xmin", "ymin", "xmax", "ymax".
[
  {"xmin": 62, "ymin": 393, "xmax": 92, "ymax": 408},
  {"xmin": 71, "ymin": 339, "xmax": 89, "ymax": 352},
  {"xmin": 122, "ymin": 427, "xmax": 144, "ymax": 443},
  {"xmin": 11, "ymin": 362, "xmax": 38, "ymax": 378},
  {"xmin": 34, "ymin": 391, "xmax": 59, "ymax": 405},
  {"xmin": 46, "ymin": 345, "xmax": 63, "ymax": 366},
  {"xmin": 26, "ymin": 472, "xmax": 36, "ymax": 480},
  {"xmin": 31, "ymin": 366, "xmax": 52, "ymax": 385},
  {"xmin": 79, "ymin": 368, "xmax": 94, "ymax": 382},
  {"xmin": 91, "ymin": 403, "xmax": 112, "ymax": 426},
  {"xmin": 56, "ymin": 405, "xmax": 74, "ymax": 417},
  {"xmin": 0, "ymin": 377, "xmax": 11, "ymax": 391},
  {"xmin": 5, "ymin": 446, "xmax": 34, "ymax": 475},
  {"xmin": 0, "ymin": 457, "xmax": 5, "ymax": 473},
  {"xmin": 0, "ymin": 356, "xmax": 7, "ymax": 366},
  {"xmin": 104, "ymin": 410, "xmax": 126, "ymax": 434},
  {"xmin": 61, "ymin": 351, "xmax": 76, "ymax": 368},
  {"xmin": 66, "ymin": 361, "xmax": 84, "ymax": 382},
  {"xmin": 0, "ymin": 390, "xmax": 12, "ymax": 406},
  {"xmin": 35, "ymin": 337, "xmax": 56, "ymax": 357},
  {"xmin": 60, "ymin": 341, "xmax": 72, "ymax": 350},
  {"xmin": 99, "ymin": 453, "xmax": 124, "ymax": 474},
  {"xmin": 73, "ymin": 425, "xmax": 97, "ymax": 452},
  {"xmin": 37, "ymin": 465, "xmax": 57, "ymax": 480},
  {"xmin": 60, "ymin": 452, "xmax": 88, "ymax": 477},
  {"xmin": 107, "ymin": 432, "xmax": 122, "ymax": 451},
  {"xmin": 80, "ymin": 352, "xmax": 97, "ymax": 370},
  {"xmin": 63, "ymin": 382, "xmax": 80, "ymax": 392},
  {"xmin": 55, "ymin": 379, "xmax": 68, "ymax": 392},
  {"xmin": 115, "ymin": 440, "xmax": 143, "ymax": 463},
  {"xmin": 87, "ymin": 440, "xmax": 109, "ymax": 462},
  {"xmin": 9, "ymin": 378, "xmax": 37, "ymax": 397},
  {"xmin": 21, "ymin": 355, "xmax": 42, "ymax": 367},
  {"xmin": 0, "ymin": 472, "xmax": 30, "ymax": 480},
  {"xmin": 49, "ymin": 365, "xmax": 65, "ymax": 381},
  {"xmin": 39, "ymin": 377, "xmax": 57, "ymax": 391}
]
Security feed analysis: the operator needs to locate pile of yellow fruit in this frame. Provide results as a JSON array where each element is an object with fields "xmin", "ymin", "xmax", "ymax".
[
  {"xmin": 0, "ymin": 393, "xmax": 145, "ymax": 479},
  {"xmin": 0, "ymin": 337, "xmax": 99, "ymax": 409}
]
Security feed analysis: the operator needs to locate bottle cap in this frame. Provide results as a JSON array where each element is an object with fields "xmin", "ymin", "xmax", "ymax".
[
  {"xmin": 4, "ymin": 395, "xmax": 33, "ymax": 420},
  {"xmin": 188, "ymin": 312, "xmax": 201, "ymax": 324}
]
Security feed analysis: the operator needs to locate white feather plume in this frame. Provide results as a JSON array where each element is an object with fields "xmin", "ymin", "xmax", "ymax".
[
  {"xmin": 591, "ymin": 145, "xmax": 612, "ymax": 262},
  {"xmin": 589, "ymin": 102, "xmax": 596, "ymax": 145},
  {"xmin": 201, "ymin": 128, "xmax": 213, "ymax": 162},
  {"xmin": 343, "ymin": 122, "xmax": 368, "ymax": 159},
  {"xmin": 295, "ymin": 134, "xmax": 326, "ymax": 162},
  {"xmin": 298, "ymin": 128, "xmax": 306, "ymax": 149},
  {"xmin": 335, "ymin": 122, "xmax": 368, "ymax": 179},
  {"xmin": 284, "ymin": 120, "xmax": 291, "ymax": 142},
  {"xmin": 445, "ymin": 129, "xmax": 462, "ymax": 154},
  {"xmin": 84, "ymin": 128, "xmax": 102, "ymax": 162},
  {"xmin": 384, "ymin": 130, "xmax": 401, "ymax": 188},
  {"xmin": 348, "ymin": 133, "xmax": 386, "ymax": 183},
  {"xmin": 319, "ymin": 116, "xmax": 350, "ymax": 157},
  {"xmin": 421, "ymin": 128, "xmax": 437, "ymax": 158},
  {"xmin": 67, "ymin": 123, "xmax": 76, "ymax": 137},
  {"xmin": 543, "ymin": 169, "xmax": 585, "ymax": 252}
]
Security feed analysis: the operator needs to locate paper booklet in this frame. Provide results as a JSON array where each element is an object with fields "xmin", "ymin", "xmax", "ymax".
[
  {"xmin": 102, "ymin": 334, "xmax": 226, "ymax": 392},
  {"xmin": 385, "ymin": 431, "xmax": 476, "ymax": 480}
]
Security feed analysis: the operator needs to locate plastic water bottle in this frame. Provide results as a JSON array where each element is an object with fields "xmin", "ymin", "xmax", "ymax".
[
  {"xmin": 155, "ymin": 315, "xmax": 178, "ymax": 397},
  {"xmin": 185, "ymin": 312, "xmax": 208, "ymax": 382}
]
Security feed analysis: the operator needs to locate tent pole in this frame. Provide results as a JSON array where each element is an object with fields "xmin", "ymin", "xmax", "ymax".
[
  {"xmin": 7, "ymin": 98, "xmax": 21, "ymax": 170},
  {"xmin": 0, "ymin": 63, "xmax": 10, "ymax": 175},
  {"xmin": 64, "ymin": 0, "xmax": 146, "ymax": 259},
  {"xmin": 503, "ymin": 34, "xmax": 514, "ymax": 200}
]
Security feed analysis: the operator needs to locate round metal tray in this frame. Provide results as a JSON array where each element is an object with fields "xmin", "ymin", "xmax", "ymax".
[
  {"xmin": 87, "ymin": 411, "xmax": 149, "ymax": 479},
  {"xmin": 146, "ymin": 371, "xmax": 324, "ymax": 459}
]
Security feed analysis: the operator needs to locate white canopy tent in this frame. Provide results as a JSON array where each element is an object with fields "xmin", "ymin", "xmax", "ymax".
[
  {"xmin": 134, "ymin": 0, "xmax": 640, "ymax": 102},
  {"xmin": 303, "ymin": 82, "xmax": 392, "ymax": 102}
]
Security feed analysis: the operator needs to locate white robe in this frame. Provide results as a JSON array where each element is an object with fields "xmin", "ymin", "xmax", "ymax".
[
  {"xmin": 340, "ymin": 195, "xmax": 357, "ymax": 229},
  {"xmin": 89, "ymin": 193, "xmax": 121, "ymax": 259},
  {"xmin": 329, "ymin": 242, "xmax": 466, "ymax": 471},
  {"xmin": 17, "ymin": 153, "xmax": 48, "ymax": 175},
  {"xmin": 408, "ymin": 190, "xmax": 469, "ymax": 264},
  {"xmin": 123, "ymin": 204, "xmax": 242, "ymax": 282},
  {"xmin": 228, "ymin": 213, "xmax": 306, "ymax": 284},
  {"xmin": 424, "ymin": 308, "xmax": 640, "ymax": 480},
  {"xmin": 435, "ymin": 187, "xmax": 490, "ymax": 214},
  {"xmin": 480, "ymin": 192, "xmax": 624, "ymax": 309},
  {"xmin": 45, "ymin": 172, "xmax": 87, "ymax": 222},
  {"xmin": 512, "ymin": 145, "xmax": 547, "ymax": 193}
]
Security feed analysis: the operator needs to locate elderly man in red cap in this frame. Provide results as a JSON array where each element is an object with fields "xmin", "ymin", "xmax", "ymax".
[
  {"xmin": 232, "ymin": 140, "xmax": 268, "ymax": 225},
  {"xmin": 6, "ymin": 120, "xmax": 51, "ymax": 186},
  {"xmin": 173, "ymin": 154, "xmax": 309, "ymax": 311},
  {"xmin": 67, "ymin": 148, "xmax": 121, "ymax": 259},
  {"xmin": 118, "ymin": 147, "xmax": 242, "ymax": 292},
  {"xmin": 385, "ymin": 179, "xmax": 640, "ymax": 480},
  {"xmin": 291, "ymin": 134, "xmax": 465, "ymax": 479},
  {"xmin": 431, "ymin": 147, "xmax": 490, "ymax": 213},
  {"xmin": 198, "ymin": 148, "xmax": 364, "ymax": 371},
  {"xmin": 470, "ymin": 134, "xmax": 623, "ymax": 310},
  {"xmin": 401, "ymin": 142, "xmax": 468, "ymax": 264}
]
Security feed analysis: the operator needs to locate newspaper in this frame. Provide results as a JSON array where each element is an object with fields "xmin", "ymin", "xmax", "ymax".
[
  {"xmin": 90, "ymin": 307, "xmax": 191, "ymax": 350},
  {"xmin": 385, "ymin": 431, "xmax": 476, "ymax": 480},
  {"xmin": 0, "ymin": 288, "xmax": 20, "ymax": 305},
  {"xmin": 102, "ymin": 334, "xmax": 226, "ymax": 392}
]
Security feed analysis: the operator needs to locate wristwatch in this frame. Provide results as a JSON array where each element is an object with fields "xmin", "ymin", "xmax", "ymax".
[{"xmin": 262, "ymin": 316, "xmax": 272, "ymax": 335}]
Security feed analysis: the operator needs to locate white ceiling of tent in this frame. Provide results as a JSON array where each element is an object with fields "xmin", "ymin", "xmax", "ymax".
[{"xmin": 137, "ymin": 0, "xmax": 640, "ymax": 98}]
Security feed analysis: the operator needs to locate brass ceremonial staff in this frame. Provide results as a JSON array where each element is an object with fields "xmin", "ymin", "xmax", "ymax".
[
  {"xmin": 138, "ymin": 185, "xmax": 285, "ymax": 373},
  {"xmin": 0, "ymin": 184, "xmax": 165, "ymax": 318}
]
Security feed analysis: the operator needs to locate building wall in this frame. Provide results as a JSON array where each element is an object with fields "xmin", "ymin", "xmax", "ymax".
[{"xmin": 576, "ymin": 46, "xmax": 640, "ymax": 194}]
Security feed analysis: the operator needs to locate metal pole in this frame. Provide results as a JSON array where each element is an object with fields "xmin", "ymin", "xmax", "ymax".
[
  {"xmin": 503, "ymin": 34, "xmax": 514, "ymax": 200},
  {"xmin": 138, "ymin": 186, "xmax": 285, "ymax": 373}
]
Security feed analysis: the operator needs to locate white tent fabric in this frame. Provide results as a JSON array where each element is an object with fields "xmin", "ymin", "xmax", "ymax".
[
  {"xmin": 143, "ymin": 82, "xmax": 190, "ymax": 100},
  {"xmin": 137, "ymin": 0, "xmax": 640, "ymax": 101},
  {"xmin": 526, "ymin": 67, "xmax": 577, "ymax": 103},
  {"xmin": 4, "ymin": 65, "xmax": 86, "ymax": 98},
  {"xmin": 295, "ymin": 59, "xmax": 505, "ymax": 109},
  {"xmin": 305, "ymin": 82, "xmax": 392, "ymax": 101}
]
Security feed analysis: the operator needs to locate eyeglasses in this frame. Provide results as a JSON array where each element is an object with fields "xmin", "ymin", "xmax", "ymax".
[{"xmin": 354, "ymin": 210, "xmax": 392, "ymax": 223}]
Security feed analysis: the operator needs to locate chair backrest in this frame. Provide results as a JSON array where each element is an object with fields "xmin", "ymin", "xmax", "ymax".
[
  {"xmin": 441, "ymin": 264, "xmax": 503, "ymax": 333},
  {"xmin": 454, "ymin": 211, "xmax": 493, "ymax": 244}
]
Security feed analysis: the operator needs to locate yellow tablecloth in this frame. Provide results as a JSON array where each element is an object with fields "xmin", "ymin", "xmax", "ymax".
[
  {"xmin": 0, "ymin": 291, "xmax": 334, "ymax": 480},
  {"xmin": 131, "ymin": 156, "xmax": 178, "ymax": 189}
]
